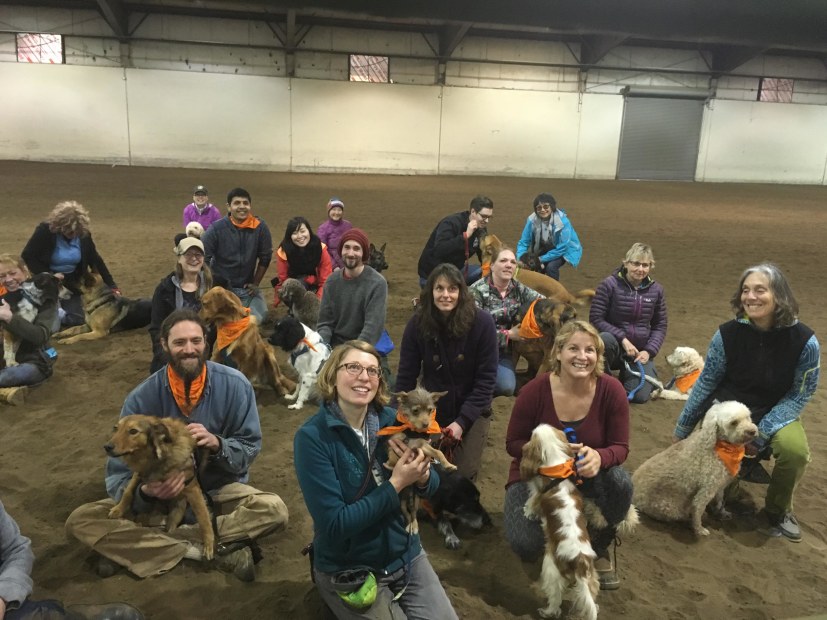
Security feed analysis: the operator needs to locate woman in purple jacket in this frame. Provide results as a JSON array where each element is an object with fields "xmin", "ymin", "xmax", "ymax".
[
  {"xmin": 317, "ymin": 197, "xmax": 353, "ymax": 270},
  {"xmin": 396, "ymin": 263, "xmax": 498, "ymax": 482},
  {"xmin": 589, "ymin": 243, "xmax": 667, "ymax": 403}
]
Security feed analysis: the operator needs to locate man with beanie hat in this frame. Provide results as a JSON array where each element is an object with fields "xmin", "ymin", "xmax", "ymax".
[
  {"xmin": 317, "ymin": 197, "xmax": 353, "ymax": 270},
  {"xmin": 417, "ymin": 195, "xmax": 493, "ymax": 286},
  {"xmin": 317, "ymin": 227, "xmax": 391, "ymax": 378},
  {"xmin": 515, "ymin": 192, "xmax": 582, "ymax": 281}
]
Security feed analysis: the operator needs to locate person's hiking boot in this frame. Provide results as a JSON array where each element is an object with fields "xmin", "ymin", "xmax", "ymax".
[
  {"xmin": 762, "ymin": 512, "xmax": 802, "ymax": 542},
  {"xmin": 0, "ymin": 386, "xmax": 28, "ymax": 406},
  {"xmin": 93, "ymin": 554, "xmax": 121, "ymax": 578},
  {"xmin": 65, "ymin": 603, "xmax": 144, "ymax": 620},
  {"xmin": 215, "ymin": 545, "xmax": 255, "ymax": 582},
  {"xmin": 595, "ymin": 555, "xmax": 619, "ymax": 591}
]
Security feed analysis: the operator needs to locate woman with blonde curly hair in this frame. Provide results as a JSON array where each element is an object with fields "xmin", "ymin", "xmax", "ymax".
[
  {"xmin": 293, "ymin": 340, "xmax": 457, "ymax": 619},
  {"xmin": 22, "ymin": 201, "xmax": 118, "ymax": 326},
  {"xmin": 504, "ymin": 320, "xmax": 633, "ymax": 591}
]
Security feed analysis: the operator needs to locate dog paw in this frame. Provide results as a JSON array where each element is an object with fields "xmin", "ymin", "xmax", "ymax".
[
  {"xmin": 108, "ymin": 506, "xmax": 125, "ymax": 519},
  {"xmin": 283, "ymin": 392, "xmax": 298, "ymax": 402},
  {"xmin": 443, "ymin": 463, "xmax": 458, "ymax": 472},
  {"xmin": 287, "ymin": 402, "xmax": 304, "ymax": 410},
  {"xmin": 538, "ymin": 606, "xmax": 561, "ymax": 619},
  {"xmin": 444, "ymin": 534, "xmax": 461, "ymax": 550},
  {"xmin": 696, "ymin": 526, "xmax": 710, "ymax": 536}
]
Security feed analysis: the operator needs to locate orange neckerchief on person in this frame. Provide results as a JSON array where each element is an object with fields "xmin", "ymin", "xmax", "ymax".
[
  {"xmin": 167, "ymin": 364, "xmax": 207, "ymax": 417},
  {"xmin": 518, "ymin": 299, "xmax": 544, "ymax": 339},
  {"xmin": 230, "ymin": 215, "xmax": 261, "ymax": 230},
  {"xmin": 715, "ymin": 440, "xmax": 746, "ymax": 476},
  {"xmin": 538, "ymin": 459, "xmax": 578, "ymax": 480},
  {"xmin": 377, "ymin": 409, "xmax": 442, "ymax": 436},
  {"xmin": 675, "ymin": 369, "xmax": 702, "ymax": 393},
  {"xmin": 216, "ymin": 310, "xmax": 251, "ymax": 350}
]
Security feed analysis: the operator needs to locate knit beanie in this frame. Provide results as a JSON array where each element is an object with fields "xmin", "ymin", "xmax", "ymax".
[
  {"xmin": 338, "ymin": 227, "xmax": 370, "ymax": 258},
  {"xmin": 533, "ymin": 192, "xmax": 557, "ymax": 209},
  {"xmin": 327, "ymin": 197, "xmax": 345, "ymax": 212}
]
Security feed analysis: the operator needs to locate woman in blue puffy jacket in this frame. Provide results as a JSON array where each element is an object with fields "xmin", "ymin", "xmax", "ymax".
[{"xmin": 589, "ymin": 242, "xmax": 667, "ymax": 403}]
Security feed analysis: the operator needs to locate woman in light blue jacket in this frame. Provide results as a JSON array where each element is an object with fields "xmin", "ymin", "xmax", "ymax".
[{"xmin": 516, "ymin": 192, "xmax": 582, "ymax": 281}]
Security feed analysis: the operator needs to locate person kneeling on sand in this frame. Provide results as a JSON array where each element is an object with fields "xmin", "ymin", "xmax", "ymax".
[{"xmin": 65, "ymin": 309, "xmax": 289, "ymax": 582}]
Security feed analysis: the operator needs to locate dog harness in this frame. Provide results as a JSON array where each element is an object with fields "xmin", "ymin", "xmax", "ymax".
[
  {"xmin": 216, "ymin": 309, "xmax": 251, "ymax": 351},
  {"xmin": 290, "ymin": 338, "xmax": 324, "ymax": 370},
  {"xmin": 714, "ymin": 440, "xmax": 746, "ymax": 476},
  {"xmin": 377, "ymin": 409, "xmax": 442, "ymax": 437}
]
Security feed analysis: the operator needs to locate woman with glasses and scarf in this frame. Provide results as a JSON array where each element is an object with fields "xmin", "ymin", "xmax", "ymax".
[
  {"xmin": 516, "ymin": 192, "xmax": 583, "ymax": 281},
  {"xmin": 589, "ymin": 242, "xmax": 668, "ymax": 404},
  {"xmin": 294, "ymin": 340, "xmax": 457, "ymax": 619},
  {"xmin": 396, "ymin": 263, "xmax": 498, "ymax": 483}
]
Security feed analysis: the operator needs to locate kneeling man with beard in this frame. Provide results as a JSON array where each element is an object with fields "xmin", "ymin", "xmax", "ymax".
[{"xmin": 66, "ymin": 309, "xmax": 288, "ymax": 582}]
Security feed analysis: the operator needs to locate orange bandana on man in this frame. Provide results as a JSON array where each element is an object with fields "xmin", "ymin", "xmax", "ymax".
[
  {"xmin": 167, "ymin": 364, "xmax": 207, "ymax": 416},
  {"xmin": 231, "ymin": 215, "xmax": 261, "ymax": 230}
]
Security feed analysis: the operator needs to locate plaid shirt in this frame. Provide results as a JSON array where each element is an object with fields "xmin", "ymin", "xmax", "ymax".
[{"xmin": 470, "ymin": 276, "xmax": 543, "ymax": 349}]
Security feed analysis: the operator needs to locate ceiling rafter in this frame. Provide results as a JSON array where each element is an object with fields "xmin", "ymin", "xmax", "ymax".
[
  {"xmin": 95, "ymin": 0, "xmax": 128, "ymax": 41},
  {"xmin": 438, "ymin": 22, "xmax": 471, "ymax": 60},
  {"xmin": 579, "ymin": 34, "xmax": 627, "ymax": 66},
  {"xmin": 708, "ymin": 44, "xmax": 767, "ymax": 76}
]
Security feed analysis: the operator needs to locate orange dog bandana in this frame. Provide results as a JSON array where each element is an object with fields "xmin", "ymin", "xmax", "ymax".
[
  {"xmin": 168, "ymin": 364, "xmax": 206, "ymax": 416},
  {"xmin": 481, "ymin": 261, "xmax": 491, "ymax": 277},
  {"xmin": 377, "ymin": 409, "xmax": 442, "ymax": 436},
  {"xmin": 715, "ymin": 440, "xmax": 746, "ymax": 476},
  {"xmin": 518, "ymin": 299, "xmax": 544, "ymax": 339},
  {"xmin": 216, "ymin": 311, "xmax": 251, "ymax": 351},
  {"xmin": 0, "ymin": 284, "xmax": 7, "ymax": 296},
  {"xmin": 537, "ymin": 459, "xmax": 578, "ymax": 480},
  {"xmin": 230, "ymin": 215, "xmax": 261, "ymax": 230},
  {"xmin": 675, "ymin": 369, "xmax": 701, "ymax": 393}
]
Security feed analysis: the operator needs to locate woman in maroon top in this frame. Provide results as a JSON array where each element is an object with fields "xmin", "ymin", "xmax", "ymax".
[{"xmin": 504, "ymin": 320, "xmax": 632, "ymax": 590}]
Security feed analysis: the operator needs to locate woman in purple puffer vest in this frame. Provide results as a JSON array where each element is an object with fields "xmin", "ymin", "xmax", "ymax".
[
  {"xmin": 589, "ymin": 242, "xmax": 667, "ymax": 403},
  {"xmin": 317, "ymin": 197, "xmax": 353, "ymax": 270}
]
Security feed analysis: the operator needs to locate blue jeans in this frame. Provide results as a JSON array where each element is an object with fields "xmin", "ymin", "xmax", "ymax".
[
  {"xmin": 314, "ymin": 550, "xmax": 457, "ymax": 620},
  {"xmin": 232, "ymin": 287, "xmax": 267, "ymax": 324},
  {"xmin": 60, "ymin": 292, "xmax": 85, "ymax": 327},
  {"xmin": 495, "ymin": 355, "xmax": 516, "ymax": 397},
  {"xmin": 0, "ymin": 363, "xmax": 47, "ymax": 388},
  {"xmin": 543, "ymin": 257, "xmax": 566, "ymax": 281},
  {"xmin": 600, "ymin": 332, "xmax": 659, "ymax": 403},
  {"xmin": 6, "ymin": 598, "xmax": 65, "ymax": 619}
]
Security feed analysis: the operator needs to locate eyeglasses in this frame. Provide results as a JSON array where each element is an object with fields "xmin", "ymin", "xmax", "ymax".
[
  {"xmin": 476, "ymin": 212, "xmax": 493, "ymax": 221},
  {"xmin": 628, "ymin": 261, "xmax": 652, "ymax": 269},
  {"xmin": 535, "ymin": 203, "xmax": 554, "ymax": 212},
  {"xmin": 338, "ymin": 362, "xmax": 382, "ymax": 379}
]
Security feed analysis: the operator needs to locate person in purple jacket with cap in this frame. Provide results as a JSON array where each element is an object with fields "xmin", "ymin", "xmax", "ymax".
[
  {"xmin": 589, "ymin": 242, "xmax": 668, "ymax": 404},
  {"xmin": 317, "ymin": 197, "xmax": 353, "ymax": 270},
  {"xmin": 183, "ymin": 185, "xmax": 222, "ymax": 231}
]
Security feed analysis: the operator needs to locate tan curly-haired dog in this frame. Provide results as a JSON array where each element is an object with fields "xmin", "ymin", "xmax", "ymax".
[{"xmin": 632, "ymin": 401, "xmax": 757, "ymax": 536}]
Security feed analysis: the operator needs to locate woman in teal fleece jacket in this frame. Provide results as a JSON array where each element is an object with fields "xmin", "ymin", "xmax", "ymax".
[{"xmin": 294, "ymin": 340, "xmax": 457, "ymax": 619}]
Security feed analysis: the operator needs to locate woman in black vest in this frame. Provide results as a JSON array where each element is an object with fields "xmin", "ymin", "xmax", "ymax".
[{"xmin": 673, "ymin": 263, "xmax": 819, "ymax": 542}]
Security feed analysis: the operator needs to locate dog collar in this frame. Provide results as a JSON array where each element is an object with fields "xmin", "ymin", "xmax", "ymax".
[
  {"xmin": 537, "ymin": 459, "xmax": 578, "ymax": 481},
  {"xmin": 715, "ymin": 440, "xmax": 746, "ymax": 476},
  {"xmin": 377, "ymin": 408, "xmax": 441, "ymax": 436}
]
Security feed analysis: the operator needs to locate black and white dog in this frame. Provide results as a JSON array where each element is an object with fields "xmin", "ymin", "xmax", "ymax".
[
  {"xmin": 424, "ymin": 464, "xmax": 492, "ymax": 549},
  {"xmin": 2, "ymin": 272, "xmax": 60, "ymax": 368},
  {"xmin": 268, "ymin": 316, "xmax": 330, "ymax": 410}
]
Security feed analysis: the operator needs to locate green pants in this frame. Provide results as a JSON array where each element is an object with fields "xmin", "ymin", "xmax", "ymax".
[{"xmin": 765, "ymin": 420, "xmax": 810, "ymax": 517}]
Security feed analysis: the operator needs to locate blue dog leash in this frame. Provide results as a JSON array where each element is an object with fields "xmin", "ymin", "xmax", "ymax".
[
  {"xmin": 624, "ymin": 359, "xmax": 647, "ymax": 402},
  {"xmin": 563, "ymin": 427, "xmax": 584, "ymax": 485}
]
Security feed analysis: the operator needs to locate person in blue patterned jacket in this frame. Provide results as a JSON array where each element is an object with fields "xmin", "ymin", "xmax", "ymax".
[
  {"xmin": 589, "ymin": 242, "xmax": 667, "ymax": 403},
  {"xmin": 674, "ymin": 263, "xmax": 819, "ymax": 542}
]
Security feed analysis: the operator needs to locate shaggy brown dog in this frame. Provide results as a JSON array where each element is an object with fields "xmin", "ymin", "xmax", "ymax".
[
  {"xmin": 481, "ymin": 234, "xmax": 595, "ymax": 305},
  {"xmin": 200, "ymin": 287, "xmax": 296, "ymax": 396},
  {"xmin": 512, "ymin": 298, "xmax": 578, "ymax": 379},
  {"xmin": 55, "ymin": 271, "xmax": 151, "ymax": 345},
  {"xmin": 276, "ymin": 278, "xmax": 320, "ymax": 329},
  {"xmin": 632, "ymin": 401, "xmax": 757, "ymax": 536},
  {"xmin": 105, "ymin": 415, "xmax": 216, "ymax": 559},
  {"xmin": 380, "ymin": 385, "xmax": 455, "ymax": 534}
]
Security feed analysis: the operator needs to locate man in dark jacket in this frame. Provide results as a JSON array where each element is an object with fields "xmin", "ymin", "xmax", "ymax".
[{"xmin": 417, "ymin": 195, "xmax": 493, "ymax": 285}]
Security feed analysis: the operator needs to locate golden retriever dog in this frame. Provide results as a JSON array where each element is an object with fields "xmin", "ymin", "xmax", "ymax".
[
  {"xmin": 512, "ymin": 298, "xmax": 578, "ymax": 379},
  {"xmin": 105, "ymin": 415, "xmax": 215, "ymax": 560},
  {"xmin": 481, "ymin": 234, "xmax": 595, "ymax": 305},
  {"xmin": 520, "ymin": 424, "xmax": 599, "ymax": 620},
  {"xmin": 55, "ymin": 272, "xmax": 152, "ymax": 345},
  {"xmin": 652, "ymin": 346, "xmax": 705, "ymax": 401},
  {"xmin": 199, "ymin": 287, "xmax": 296, "ymax": 396},
  {"xmin": 379, "ymin": 385, "xmax": 455, "ymax": 534},
  {"xmin": 632, "ymin": 401, "xmax": 757, "ymax": 536}
]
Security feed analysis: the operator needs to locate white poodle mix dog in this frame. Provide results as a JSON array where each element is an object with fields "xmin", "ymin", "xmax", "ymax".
[
  {"xmin": 652, "ymin": 346, "xmax": 705, "ymax": 401},
  {"xmin": 185, "ymin": 221, "xmax": 205, "ymax": 239},
  {"xmin": 633, "ymin": 401, "xmax": 757, "ymax": 536},
  {"xmin": 521, "ymin": 424, "xmax": 599, "ymax": 620}
]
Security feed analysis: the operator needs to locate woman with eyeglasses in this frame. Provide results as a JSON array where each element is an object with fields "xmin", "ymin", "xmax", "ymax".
[
  {"xmin": 396, "ymin": 263, "xmax": 498, "ymax": 482},
  {"xmin": 293, "ymin": 340, "xmax": 457, "ymax": 619},
  {"xmin": 515, "ymin": 192, "xmax": 582, "ymax": 281},
  {"xmin": 589, "ymin": 242, "xmax": 668, "ymax": 403}
]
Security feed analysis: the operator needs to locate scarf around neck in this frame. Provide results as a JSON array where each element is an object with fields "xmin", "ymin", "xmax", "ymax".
[{"xmin": 167, "ymin": 363, "xmax": 207, "ymax": 416}]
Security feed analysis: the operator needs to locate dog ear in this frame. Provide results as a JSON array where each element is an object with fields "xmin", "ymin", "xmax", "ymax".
[
  {"xmin": 380, "ymin": 243, "xmax": 386, "ymax": 252},
  {"xmin": 520, "ymin": 437, "xmax": 542, "ymax": 481},
  {"xmin": 698, "ymin": 405, "xmax": 721, "ymax": 447},
  {"xmin": 432, "ymin": 390, "xmax": 448, "ymax": 401},
  {"xmin": 148, "ymin": 422, "xmax": 173, "ymax": 460},
  {"xmin": 393, "ymin": 391, "xmax": 409, "ymax": 406}
]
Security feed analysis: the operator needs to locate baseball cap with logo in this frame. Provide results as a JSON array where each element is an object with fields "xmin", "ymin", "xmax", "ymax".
[{"xmin": 193, "ymin": 185, "xmax": 208, "ymax": 195}]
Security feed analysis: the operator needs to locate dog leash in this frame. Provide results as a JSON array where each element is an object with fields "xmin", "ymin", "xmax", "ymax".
[
  {"xmin": 624, "ymin": 359, "xmax": 647, "ymax": 401},
  {"xmin": 563, "ymin": 427, "xmax": 584, "ymax": 485}
]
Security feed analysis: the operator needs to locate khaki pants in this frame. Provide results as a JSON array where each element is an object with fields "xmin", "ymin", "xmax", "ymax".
[{"xmin": 65, "ymin": 483, "xmax": 288, "ymax": 578}]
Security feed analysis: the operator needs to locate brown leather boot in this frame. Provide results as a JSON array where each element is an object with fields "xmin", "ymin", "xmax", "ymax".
[{"xmin": 0, "ymin": 386, "xmax": 28, "ymax": 405}]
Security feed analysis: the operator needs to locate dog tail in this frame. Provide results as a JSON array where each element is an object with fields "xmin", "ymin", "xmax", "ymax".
[
  {"xmin": 572, "ymin": 289, "xmax": 596, "ymax": 306},
  {"xmin": 616, "ymin": 504, "xmax": 640, "ymax": 537}
]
